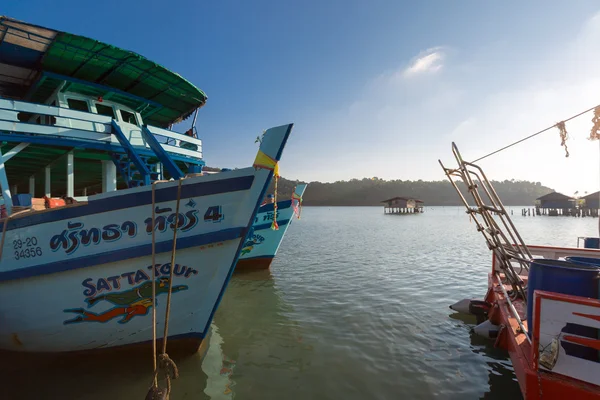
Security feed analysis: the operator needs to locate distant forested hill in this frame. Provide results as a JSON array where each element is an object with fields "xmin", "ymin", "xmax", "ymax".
[{"xmin": 203, "ymin": 167, "xmax": 554, "ymax": 206}]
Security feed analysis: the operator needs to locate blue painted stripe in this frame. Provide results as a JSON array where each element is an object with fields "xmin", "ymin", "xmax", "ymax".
[
  {"xmin": 6, "ymin": 175, "xmax": 254, "ymax": 231},
  {"xmin": 0, "ymin": 227, "xmax": 245, "ymax": 282},
  {"xmin": 200, "ymin": 123, "xmax": 294, "ymax": 338},
  {"xmin": 258, "ymin": 199, "xmax": 292, "ymax": 213},
  {"xmin": 253, "ymin": 219, "xmax": 290, "ymax": 231}
]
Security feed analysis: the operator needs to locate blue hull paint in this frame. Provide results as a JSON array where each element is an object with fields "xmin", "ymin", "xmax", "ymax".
[{"xmin": 238, "ymin": 184, "xmax": 307, "ymax": 268}]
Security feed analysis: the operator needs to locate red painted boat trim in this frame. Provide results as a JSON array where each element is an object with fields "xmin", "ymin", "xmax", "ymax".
[
  {"xmin": 574, "ymin": 312, "xmax": 600, "ymax": 322},
  {"xmin": 563, "ymin": 336, "xmax": 600, "ymax": 351},
  {"xmin": 487, "ymin": 273, "xmax": 600, "ymax": 399}
]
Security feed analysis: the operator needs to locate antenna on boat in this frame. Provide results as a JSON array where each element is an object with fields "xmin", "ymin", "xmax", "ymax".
[{"xmin": 439, "ymin": 143, "xmax": 530, "ymax": 302}]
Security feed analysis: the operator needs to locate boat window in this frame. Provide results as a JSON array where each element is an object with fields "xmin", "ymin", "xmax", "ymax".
[
  {"xmin": 119, "ymin": 109, "xmax": 137, "ymax": 125},
  {"xmin": 95, "ymin": 103, "xmax": 115, "ymax": 119},
  {"xmin": 67, "ymin": 98, "xmax": 90, "ymax": 112}
]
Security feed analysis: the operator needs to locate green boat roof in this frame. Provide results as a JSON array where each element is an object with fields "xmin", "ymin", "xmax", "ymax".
[{"xmin": 0, "ymin": 16, "xmax": 207, "ymax": 127}]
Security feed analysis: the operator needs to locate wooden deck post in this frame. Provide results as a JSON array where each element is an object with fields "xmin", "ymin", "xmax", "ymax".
[
  {"xmin": 67, "ymin": 151, "xmax": 74, "ymax": 198},
  {"xmin": 0, "ymin": 147, "xmax": 12, "ymax": 215},
  {"xmin": 45, "ymin": 167, "xmax": 51, "ymax": 197},
  {"xmin": 102, "ymin": 160, "xmax": 117, "ymax": 193}
]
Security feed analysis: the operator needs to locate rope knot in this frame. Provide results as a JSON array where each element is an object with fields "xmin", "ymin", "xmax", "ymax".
[{"xmin": 159, "ymin": 353, "xmax": 179, "ymax": 380}]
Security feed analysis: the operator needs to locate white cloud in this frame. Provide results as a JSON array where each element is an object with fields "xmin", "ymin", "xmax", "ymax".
[
  {"xmin": 402, "ymin": 47, "xmax": 446, "ymax": 78},
  {"xmin": 287, "ymin": 11, "xmax": 600, "ymax": 194}
]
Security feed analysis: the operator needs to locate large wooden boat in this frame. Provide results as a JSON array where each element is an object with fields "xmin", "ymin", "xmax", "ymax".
[{"xmin": 0, "ymin": 16, "xmax": 293, "ymax": 355}]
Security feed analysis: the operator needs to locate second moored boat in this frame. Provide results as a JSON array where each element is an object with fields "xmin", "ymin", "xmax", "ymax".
[{"xmin": 236, "ymin": 183, "xmax": 307, "ymax": 271}]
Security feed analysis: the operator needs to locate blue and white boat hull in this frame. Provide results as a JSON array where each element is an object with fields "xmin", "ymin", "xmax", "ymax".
[
  {"xmin": 0, "ymin": 123, "xmax": 293, "ymax": 354},
  {"xmin": 236, "ymin": 183, "xmax": 307, "ymax": 270}
]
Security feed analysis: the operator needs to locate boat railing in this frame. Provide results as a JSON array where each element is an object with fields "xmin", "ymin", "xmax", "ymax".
[
  {"xmin": 493, "ymin": 244, "xmax": 600, "ymax": 270},
  {"xmin": 0, "ymin": 98, "xmax": 202, "ymax": 159},
  {"xmin": 145, "ymin": 125, "xmax": 202, "ymax": 159},
  {"xmin": 531, "ymin": 290, "xmax": 600, "ymax": 387}
]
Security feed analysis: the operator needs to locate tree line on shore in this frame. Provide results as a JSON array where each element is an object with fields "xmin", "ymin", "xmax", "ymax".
[{"xmin": 203, "ymin": 167, "xmax": 554, "ymax": 206}]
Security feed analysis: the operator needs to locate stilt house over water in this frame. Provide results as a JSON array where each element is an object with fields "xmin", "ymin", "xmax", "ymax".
[
  {"xmin": 578, "ymin": 191, "xmax": 600, "ymax": 217},
  {"xmin": 534, "ymin": 192, "xmax": 575, "ymax": 216},
  {"xmin": 382, "ymin": 197, "xmax": 424, "ymax": 214}
]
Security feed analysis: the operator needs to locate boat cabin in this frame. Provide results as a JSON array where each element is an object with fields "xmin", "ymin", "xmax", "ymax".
[{"xmin": 0, "ymin": 16, "xmax": 208, "ymax": 216}]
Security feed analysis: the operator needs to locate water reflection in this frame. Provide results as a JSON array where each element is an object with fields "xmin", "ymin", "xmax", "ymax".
[
  {"xmin": 1, "ymin": 207, "xmax": 595, "ymax": 399},
  {"xmin": 0, "ymin": 340, "xmax": 213, "ymax": 400},
  {"xmin": 448, "ymin": 311, "xmax": 523, "ymax": 400},
  {"xmin": 213, "ymin": 268, "xmax": 316, "ymax": 397}
]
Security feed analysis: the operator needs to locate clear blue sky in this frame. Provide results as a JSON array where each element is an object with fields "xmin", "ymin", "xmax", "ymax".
[{"xmin": 5, "ymin": 1, "xmax": 600, "ymax": 194}]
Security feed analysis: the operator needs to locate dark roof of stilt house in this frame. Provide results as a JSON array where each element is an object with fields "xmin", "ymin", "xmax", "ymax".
[
  {"xmin": 581, "ymin": 191, "xmax": 600, "ymax": 208},
  {"xmin": 381, "ymin": 197, "xmax": 424, "ymax": 203},
  {"xmin": 535, "ymin": 192, "xmax": 573, "ymax": 201},
  {"xmin": 581, "ymin": 191, "xmax": 600, "ymax": 201},
  {"xmin": 535, "ymin": 191, "xmax": 575, "ymax": 208}
]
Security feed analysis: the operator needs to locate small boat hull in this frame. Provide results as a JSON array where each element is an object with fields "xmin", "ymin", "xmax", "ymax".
[{"xmin": 236, "ymin": 183, "xmax": 307, "ymax": 271}]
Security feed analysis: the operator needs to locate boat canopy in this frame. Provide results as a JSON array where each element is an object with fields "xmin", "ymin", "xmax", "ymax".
[{"xmin": 0, "ymin": 16, "xmax": 207, "ymax": 128}]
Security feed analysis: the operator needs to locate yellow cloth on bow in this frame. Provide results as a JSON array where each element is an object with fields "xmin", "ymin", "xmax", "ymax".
[{"xmin": 253, "ymin": 150, "xmax": 279, "ymax": 177}]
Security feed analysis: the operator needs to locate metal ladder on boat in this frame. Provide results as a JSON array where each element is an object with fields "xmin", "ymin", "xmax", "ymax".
[{"xmin": 439, "ymin": 143, "xmax": 531, "ymax": 302}]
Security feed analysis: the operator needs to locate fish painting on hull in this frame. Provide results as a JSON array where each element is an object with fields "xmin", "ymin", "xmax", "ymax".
[
  {"xmin": 240, "ymin": 229, "xmax": 265, "ymax": 256},
  {"xmin": 63, "ymin": 277, "xmax": 188, "ymax": 325}
]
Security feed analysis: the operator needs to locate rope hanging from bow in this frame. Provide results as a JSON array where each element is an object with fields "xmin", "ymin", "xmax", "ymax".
[{"xmin": 253, "ymin": 150, "xmax": 280, "ymax": 230}]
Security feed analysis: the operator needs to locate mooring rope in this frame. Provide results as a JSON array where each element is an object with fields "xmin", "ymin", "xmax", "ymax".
[
  {"xmin": 471, "ymin": 103, "xmax": 600, "ymax": 163},
  {"xmin": 161, "ymin": 178, "xmax": 183, "ymax": 354},
  {"xmin": 150, "ymin": 181, "xmax": 159, "ymax": 387},
  {"xmin": 147, "ymin": 178, "xmax": 183, "ymax": 400}
]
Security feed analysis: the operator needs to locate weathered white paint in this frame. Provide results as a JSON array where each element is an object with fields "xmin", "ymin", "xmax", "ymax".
[
  {"xmin": 0, "ymin": 99, "xmax": 203, "ymax": 160},
  {"xmin": 66, "ymin": 151, "xmax": 74, "ymax": 198},
  {"xmin": 44, "ymin": 167, "xmax": 51, "ymax": 197},
  {"xmin": 101, "ymin": 160, "xmax": 117, "ymax": 193},
  {"xmin": 494, "ymin": 245, "xmax": 600, "ymax": 273},
  {"xmin": 537, "ymin": 295, "xmax": 600, "ymax": 386},
  {"xmin": 0, "ymin": 147, "xmax": 12, "ymax": 214},
  {"xmin": 1, "ymin": 142, "xmax": 29, "ymax": 163},
  {"xmin": 156, "ymin": 162, "xmax": 163, "ymax": 181},
  {"xmin": 0, "ymin": 123, "xmax": 292, "ymax": 353}
]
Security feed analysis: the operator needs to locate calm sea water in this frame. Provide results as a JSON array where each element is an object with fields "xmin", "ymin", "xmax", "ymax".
[{"xmin": 4, "ymin": 206, "xmax": 599, "ymax": 399}]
